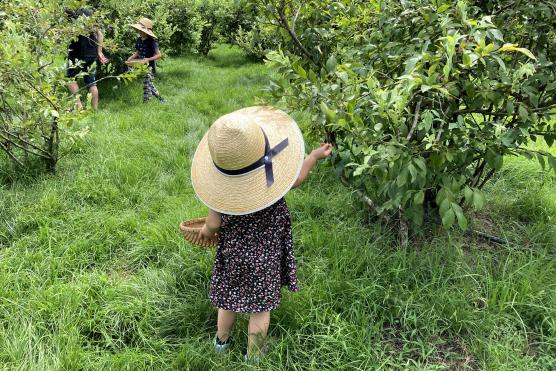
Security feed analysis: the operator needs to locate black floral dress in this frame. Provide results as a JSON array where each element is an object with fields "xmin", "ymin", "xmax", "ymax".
[{"xmin": 209, "ymin": 198, "xmax": 299, "ymax": 313}]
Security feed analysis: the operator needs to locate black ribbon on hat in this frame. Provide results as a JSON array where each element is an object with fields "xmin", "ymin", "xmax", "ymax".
[{"xmin": 213, "ymin": 130, "xmax": 289, "ymax": 187}]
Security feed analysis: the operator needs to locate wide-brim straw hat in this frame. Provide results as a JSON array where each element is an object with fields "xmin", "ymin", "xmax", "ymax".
[
  {"xmin": 191, "ymin": 106, "xmax": 305, "ymax": 215},
  {"xmin": 130, "ymin": 17, "xmax": 157, "ymax": 39}
]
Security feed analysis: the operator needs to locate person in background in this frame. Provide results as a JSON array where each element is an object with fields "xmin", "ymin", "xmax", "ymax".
[
  {"xmin": 126, "ymin": 17, "xmax": 165, "ymax": 103},
  {"xmin": 66, "ymin": 8, "xmax": 109, "ymax": 110}
]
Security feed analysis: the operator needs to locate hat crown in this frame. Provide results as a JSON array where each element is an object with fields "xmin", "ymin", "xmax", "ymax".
[
  {"xmin": 208, "ymin": 113, "xmax": 266, "ymax": 171},
  {"xmin": 138, "ymin": 17, "xmax": 153, "ymax": 30}
]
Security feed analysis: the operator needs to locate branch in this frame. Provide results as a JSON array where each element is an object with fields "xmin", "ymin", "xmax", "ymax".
[
  {"xmin": 340, "ymin": 175, "xmax": 390, "ymax": 223},
  {"xmin": 455, "ymin": 102, "xmax": 556, "ymax": 117},
  {"xmin": 0, "ymin": 131, "xmax": 50, "ymax": 156},
  {"xmin": 277, "ymin": 0, "xmax": 319, "ymax": 67},
  {"xmin": 0, "ymin": 132, "xmax": 52, "ymax": 159},
  {"xmin": 23, "ymin": 78, "xmax": 59, "ymax": 111},
  {"xmin": 72, "ymin": 73, "xmax": 132, "ymax": 95},
  {"xmin": 0, "ymin": 141, "xmax": 25, "ymax": 168},
  {"xmin": 468, "ymin": 230, "xmax": 508, "ymax": 245},
  {"xmin": 398, "ymin": 208, "xmax": 409, "ymax": 247},
  {"xmin": 477, "ymin": 168, "xmax": 496, "ymax": 189},
  {"xmin": 406, "ymin": 96, "xmax": 423, "ymax": 141}
]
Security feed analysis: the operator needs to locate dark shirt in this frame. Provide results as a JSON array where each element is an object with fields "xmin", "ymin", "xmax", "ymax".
[
  {"xmin": 135, "ymin": 37, "xmax": 159, "ymax": 72},
  {"xmin": 69, "ymin": 33, "xmax": 98, "ymax": 60},
  {"xmin": 67, "ymin": 8, "xmax": 97, "ymax": 61}
]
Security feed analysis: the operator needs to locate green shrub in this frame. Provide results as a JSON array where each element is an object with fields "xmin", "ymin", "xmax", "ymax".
[
  {"xmin": 260, "ymin": 0, "xmax": 556, "ymax": 232},
  {"xmin": 0, "ymin": 0, "xmax": 90, "ymax": 171}
]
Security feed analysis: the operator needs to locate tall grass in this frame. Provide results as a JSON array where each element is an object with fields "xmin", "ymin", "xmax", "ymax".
[{"xmin": 1, "ymin": 46, "xmax": 555, "ymax": 370}]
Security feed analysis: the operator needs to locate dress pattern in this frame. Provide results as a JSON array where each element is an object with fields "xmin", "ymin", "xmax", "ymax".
[{"xmin": 209, "ymin": 198, "xmax": 299, "ymax": 313}]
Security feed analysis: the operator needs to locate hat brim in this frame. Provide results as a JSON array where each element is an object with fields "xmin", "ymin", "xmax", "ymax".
[
  {"xmin": 130, "ymin": 24, "xmax": 157, "ymax": 39},
  {"xmin": 191, "ymin": 106, "xmax": 305, "ymax": 215}
]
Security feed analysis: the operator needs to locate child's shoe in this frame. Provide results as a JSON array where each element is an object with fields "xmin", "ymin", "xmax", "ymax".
[
  {"xmin": 214, "ymin": 336, "xmax": 231, "ymax": 354},
  {"xmin": 244, "ymin": 353, "xmax": 261, "ymax": 364},
  {"xmin": 157, "ymin": 96, "xmax": 166, "ymax": 103}
]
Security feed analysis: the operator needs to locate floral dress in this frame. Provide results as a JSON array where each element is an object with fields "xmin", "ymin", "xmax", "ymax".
[{"xmin": 209, "ymin": 198, "xmax": 299, "ymax": 313}]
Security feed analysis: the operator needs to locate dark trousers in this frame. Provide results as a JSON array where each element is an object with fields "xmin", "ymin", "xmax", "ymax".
[{"xmin": 143, "ymin": 72, "xmax": 160, "ymax": 101}]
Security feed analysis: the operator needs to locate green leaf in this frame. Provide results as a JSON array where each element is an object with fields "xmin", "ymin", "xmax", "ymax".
[
  {"xmin": 499, "ymin": 43, "xmax": 537, "ymax": 61},
  {"xmin": 437, "ymin": 4, "xmax": 451, "ymax": 13},
  {"xmin": 548, "ymin": 155, "xmax": 556, "ymax": 173},
  {"xmin": 293, "ymin": 63, "xmax": 307, "ymax": 79},
  {"xmin": 464, "ymin": 186, "xmax": 473, "ymax": 204},
  {"xmin": 326, "ymin": 55, "xmax": 337, "ymax": 73},
  {"xmin": 518, "ymin": 105, "xmax": 529, "ymax": 122},
  {"xmin": 488, "ymin": 29, "xmax": 504, "ymax": 43},
  {"xmin": 472, "ymin": 190, "xmax": 486, "ymax": 210},
  {"xmin": 452, "ymin": 203, "xmax": 467, "ymax": 231},
  {"xmin": 414, "ymin": 190, "xmax": 424, "ymax": 205},
  {"xmin": 536, "ymin": 153, "xmax": 546, "ymax": 170},
  {"xmin": 308, "ymin": 69, "xmax": 317, "ymax": 83},
  {"xmin": 441, "ymin": 208, "xmax": 456, "ymax": 228},
  {"xmin": 320, "ymin": 102, "xmax": 336, "ymax": 122},
  {"xmin": 506, "ymin": 101, "xmax": 514, "ymax": 115},
  {"xmin": 544, "ymin": 134, "xmax": 555, "ymax": 147},
  {"xmin": 408, "ymin": 163, "xmax": 418, "ymax": 182},
  {"xmin": 353, "ymin": 166, "xmax": 366, "ymax": 176},
  {"xmin": 404, "ymin": 55, "xmax": 421, "ymax": 74},
  {"xmin": 439, "ymin": 197, "xmax": 451, "ymax": 216},
  {"xmin": 486, "ymin": 149, "xmax": 503, "ymax": 171},
  {"xmin": 413, "ymin": 158, "xmax": 427, "ymax": 173}
]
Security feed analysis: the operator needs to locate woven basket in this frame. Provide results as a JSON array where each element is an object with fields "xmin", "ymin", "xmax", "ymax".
[{"xmin": 179, "ymin": 217, "xmax": 217, "ymax": 248}]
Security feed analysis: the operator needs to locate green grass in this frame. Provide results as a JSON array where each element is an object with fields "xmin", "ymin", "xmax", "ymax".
[{"xmin": 1, "ymin": 45, "xmax": 555, "ymax": 370}]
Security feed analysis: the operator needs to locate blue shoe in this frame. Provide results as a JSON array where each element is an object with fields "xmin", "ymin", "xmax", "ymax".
[
  {"xmin": 244, "ymin": 353, "xmax": 261, "ymax": 364},
  {"xmin": 214, "ymin": 336, "xmax": 231, "ymax": 354}
]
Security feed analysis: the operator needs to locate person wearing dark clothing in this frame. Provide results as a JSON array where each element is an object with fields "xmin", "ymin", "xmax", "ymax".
[
  {"xmin": 66, "ymin": 8, "xmax": 108, "ymax": 110},
  {"xmin": 126, "ymin": 18, "xmax": 165, "ymax": 103}
]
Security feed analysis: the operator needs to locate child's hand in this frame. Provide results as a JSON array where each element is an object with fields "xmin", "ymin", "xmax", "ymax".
[
  {"xmin": 310, "ymin": 143, "xmax": 333, "ymax": 161},
  {"xmin": 199, "ymin": 223, "xmax": 217, "ymax": 240},
  {"xmin": 125, "ymin": 59, "xmax": 147, "ymax": 66}
]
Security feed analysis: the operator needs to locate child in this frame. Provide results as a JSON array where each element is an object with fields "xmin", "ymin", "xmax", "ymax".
[
  {"xmin": 190, "ymin": 106, "xmax": 333, "ymax": 360},
  {"xmin": 125, "ymin": 17, "xmax": 165, "ymax": 103}
]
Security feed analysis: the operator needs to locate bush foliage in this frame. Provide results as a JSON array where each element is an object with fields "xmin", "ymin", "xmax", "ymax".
[
  {"xmin": 0, "ymin": 0, "xmax": 92, "ymax": 171},
  {"xmin": 259, "ymin": 0, "xmax": 556, "ymax": 231}
]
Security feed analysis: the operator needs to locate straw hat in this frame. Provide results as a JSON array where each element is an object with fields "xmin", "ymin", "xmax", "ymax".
[
  {"xmin": 191, "ymin": 106, "xmax": 305, "ymax": 215},
  {"xmin": 130, "ymin": 17, "xmax": 157, "ymax": 39}
]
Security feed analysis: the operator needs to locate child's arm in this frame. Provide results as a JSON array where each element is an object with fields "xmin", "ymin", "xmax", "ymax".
[
  {"xmin": 144, "ymin": 48, "xmax": 161, "ymax": 63},
  {"xmin": 292, "ymin": 143, "xmax": 333, "ymax": 188},
  {"xmin": 125, "ymin": 52, "xmax": 139, "ymax": 64},
  {"xmin": 200, "ymin": 209, "xmax": 222, "ymax": 239}
]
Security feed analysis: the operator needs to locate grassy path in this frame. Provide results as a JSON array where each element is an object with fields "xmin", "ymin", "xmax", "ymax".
[{"xmin": 1, "ymin": 46, "xmax": 555, "ymax": 370}]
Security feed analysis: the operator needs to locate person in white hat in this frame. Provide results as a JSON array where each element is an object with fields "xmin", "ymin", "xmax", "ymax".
[
  {"xmin": 125, "ymin": 17, "xmax": 165, "ymax": 103},
  {"xmin": 191, "ymin": 106, "xmax": 333, "ymax": 360}
]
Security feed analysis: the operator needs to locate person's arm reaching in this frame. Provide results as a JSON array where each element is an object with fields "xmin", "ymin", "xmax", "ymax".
[
  {"xmin": 96, "ymin": 30, "xmax": 109, "ymax": 64},
  {"xmin": 292, "ymin": 143, "xmax": 333, "ymax": 188},
  {"xmin": 144, "ymin": 48, "xmax": 161, "ymax": 63},
  {"xmin": 125, "ymin": 52, "xmax": 139, "ymax": 65}
]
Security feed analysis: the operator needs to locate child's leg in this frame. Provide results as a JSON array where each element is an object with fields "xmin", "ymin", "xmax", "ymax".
[
  {"xmin": 217, "ymin": 308, "xmax": 237, "ymax": 342},
  {"xmin": 149, "ymin": 75, "xmax": 160, "ymax": 98},
  {"xmin": 248, "ymin": 311, "xmax": 270, "ymax": 356},
  {"xmin": 143, "ymin": 73, "xmax": 154, "ymax": 102}
]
